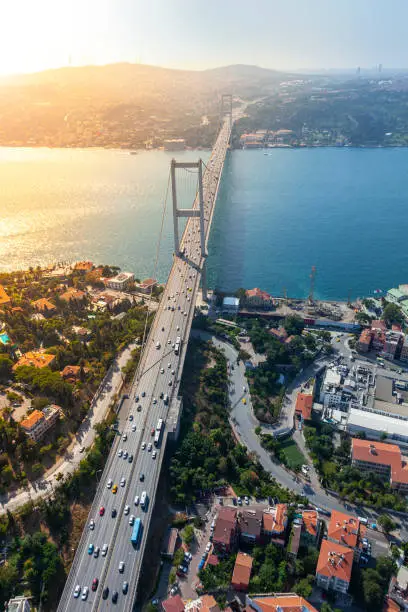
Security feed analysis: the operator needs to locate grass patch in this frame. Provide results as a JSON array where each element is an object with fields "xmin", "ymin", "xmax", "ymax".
[{"xmin": 279, "ymin": 439, "xmax": 305, "ymax": 470}]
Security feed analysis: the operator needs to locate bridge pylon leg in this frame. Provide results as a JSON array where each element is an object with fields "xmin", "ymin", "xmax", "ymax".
[{"xmin": 201, "ymin": 262, "xmax": 208, "ymax": 302}]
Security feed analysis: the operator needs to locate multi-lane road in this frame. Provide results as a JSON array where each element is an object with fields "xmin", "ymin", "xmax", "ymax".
[{"xmin": 58, "ymin": 115, "xmax": 237, "ymax": 610}]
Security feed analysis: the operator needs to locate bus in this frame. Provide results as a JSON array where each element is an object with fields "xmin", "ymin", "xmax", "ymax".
[
  {"xmin": 131, "ymin": 518, "xmax": 142, "ymax": 545},
  {"xmin": 156, "ymin": 418, "xmax": 163, "ymax": 431},
  {"xmin": 174, "ymin": 336, "xmax": 181, "ymax": 355},
  {"xmin": 140, "ymin": 491, "xmax": 148, "ymax": 510},
  {"xmin": 154, "ymin": 420, "xmax": 163, "ymax": 447}
]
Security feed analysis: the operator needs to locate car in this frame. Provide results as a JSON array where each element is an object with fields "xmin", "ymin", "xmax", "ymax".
[
  {"xmin": 118, "ymin": 449, "xmax": 123, "ymax": 458},
  {"xmin": 94, "ymin": 546, "xmax": 100, "ymax": 558},
  {"xmin": 99, "ymin": 506, "xmax": 105, "ymax": 516},
  {"xmin": 102, "ymin": 544, "xmax": 108, "ymax": 556},
  {"xmin": 119, "ymin": 561, "xmax": 125, "ymax": 573},
  {"xmin": 168, "ymin": 380, "xmax": 172, "ymax": 386},
  {"xmin": 74, "ymin": 584, "xmax": 81, "ymax": 598},
  {"xmin": 140, "ymin": 472, "xmax": 145, "ymax": 481},
  {"xmin": 184, "ymin": 551, "xmax": 192, "ymax": 562},
  {"xmin": 123, "ymin": 581, "xmax": 129, "ymax": 594},
  {"xmin": 89, "ymin": 519, "xmax": 95, "ymax": 530},
  {"xmin": 112, "ymin": 591, "xmax": 118, "ymax": 603},
  {"xmin": 111, "ymin": 508, "xmax": 117, "ymax": 518},
  {"xmin": 160, "ymin": 368, "xmax": 164, "ymax": 374},
  {"xmin": 160, "ymin": 391, "xmax": 164, "ymax": 399},
  {"xmin": 167, "ymin": 339, "xmax": 171, "ymax": 345},
  {"xmin": 128, "ymin": 454, "xmax": 133, "ymax": 463},
  {"xmin": 177, "ymin": 326, "xmax": 180, "ymax": 331},
  {"xmin": 178, "ymin": 565, "xmax": 187, "ymax": 573},
  {"xmin": 81, "ymin": 586, "xmax": 89, "ymax": 601},
  {"xmin": 153, "ymin": 398, "xmax": 157, "ymax": 404},
  {"xmin": 124, "ymin": 505, "xmax": 130, "ymax": 515},
  {"xmin": 148, "ymin": 443, "xmax": 152, "ymax": 452},
  {"xmin": 171, "ymin": 370, "xmax": 175, "ymax": 375},
  {"xmin": 79, "ymin": 446, "xmax": 85, "ymax": 453},
  {"xmin": 156, "ymin": 341, "xmax": 161, "ymax": 349},
  {"xmin": 102, "ymin": 587, "xmax": 109, "ymax": 600},
  {"xmin": 184, "ymin": 312, "xmax": 187, "ymax": 316},
  {"xmin": 137, "ymin": 404, "xmax": 142, "ymax": 412},
  {"xmin": 244, "ymin": 496, "xmax": 250, "ymax": 505},
  {"xmin": 135, "ymin": 394, "xmax": 139, "ymax": 402},
  {"xmin": 232, "ymin": 497, "xmax": 237, "ymax": 505},
  {"xmin": 218, "ymin": 497, "xmax": 223, "ymax": 505},
  {"xmin": 107, "ymin": 479, "xmax": 113, "ymax": 489},
  {"xmin": 242, "ymin": 398, "xmax": 247, "ymax": 404},
  {"xmin": 129, "ymin": 414, "xmax": 133, "ymax": 421},
  {"xmin": 134, "ymin": 496, "xmax": 140, "ymax": 506},
  {"xmin": 129, "ymin": 515, "xmax": 135, "ymax": 525},
  {"xmin": 141, "ymin": 391, "xmax": 146, "ymax": 397},
  {"xmin": 237, "ymin": 497, "xmax": 242, "ymax": 505},
  {"xmin": 132, "ymin": 424, "xmax": 136, "ymax": 432},
  {"xmin": 120, "ymin": 477, "xmax": 126, "ymax": 487},
  {"xmin": 92, "ymin": 578, "xmax": 99, "ymax": 591},
  {"xmin": 123, "ymin": 450, "xmax": 128, "ymax": 459},
  {"xmin": 141, "ymin": 442, "xmax": 146, "ymax": 450},
  {"xmin": 168, "ymin": 362, "xmax": 171, "ymax": 368},
  {"xmin": 205, "ymin": 542, "xmax": 212, "ymax": 552},
  {"xmin": 152, "ymin": 451, "xmax": 157, "ymax": 459},
  {"xmin": 243, "ymin": 386, "xmax": 246, "ymax": 392},
  {"xmin": 122, "ymin": 433, "xmax": 127, "ymax": 441},
  {"xmin": 151, "ymin": 427, "xmax": 155, "ymax": 436}
]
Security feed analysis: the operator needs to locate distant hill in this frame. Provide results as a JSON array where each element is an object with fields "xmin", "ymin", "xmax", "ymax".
[{"xmin": 0, "ymin": 62, "xmax": 287, "ymax": 148}]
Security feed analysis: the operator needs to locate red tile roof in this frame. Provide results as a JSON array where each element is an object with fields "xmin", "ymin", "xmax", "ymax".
[
  {"xmin": 162, "ymin": 595, "xmax": 185, "ymax": 612},
  {"xmin": 213, "ymin": 507, "xmax": 237, "ymax": 547},
  {"xmin": 327, "ymin": 510, "xmax": 360, "ymax": 548},
  {"xmin": 0, "ymin": 285, "xmax": 11, "ymax": 306},
  {"xmin": 206, "ymin": 554, "xmax": 219, "ymax": 566},
  {"xmin": 32, "ymin": 298, "xmax": 56, "ymax": 312},
  {"xmin": 245, "ymin": 287, "xmax": 273, "ymax": 301},
  {"xmin": 253, "ymin": 595, "xmax": 318, "ymax": 612},
  {"xmin": 372, "ymin": 319, "xmax": 387, "ymax": 331},
  {"xmin": 295, "ymin": 393, "xmax": 313, "ymax": 420},
  {"xmin": 231, "ymin": 552, "xmax": 252, "ymax": 591},
  {"xmin": 352, "ymin": 439, "xmax": 408, "ymax": 486},
  {"xmin": 20, "ymin": 410, "xmax": 44, "ymax": 430},
  {"xmin": 302, "ymin": 510, "xmax": 318, "ymax": 537},
  {"xmin": 263, "ymin": 504, "xmax": 287, "ymax": 534},
  {"xmin": 316, "ymin": 540, "xmax": 353, "ymax": 584}
]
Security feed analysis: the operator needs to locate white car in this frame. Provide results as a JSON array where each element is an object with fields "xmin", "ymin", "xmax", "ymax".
[
  {"xmin": 118, "ymin": 449, "xmax": 123, "ymax": 457},
  {"xmin": 129, "ymin": 515, "xmax": 135, "ymax": 526},
  {"xmin": 107, "ymin": 479, "xmax": 113, "ymax": 489},
  {"xmin": 119, "ymin": 561, "xmax": 125, "ymax": 573},
  {"xmin": 102, "ymin": 544, "xmax": 108, "ymax": 556},
  {"xmin": 81, "ymin": 587, "xmax": 89, "ymax": 601},
  {"xmin": 160, "ymin": 368, "xmax": 164, "ymax": 374},
  {"xmin": 152, "ymin": 451, "xmax": 157, "ymax": 459},
  {"xmin": 132, "ymin": 424, "xmax": 136, "ymax": 432},
  {"xmin": 168, "ymin": 363, "xmax": 171, "ymax": 368},
  {"xmin": 134, "ymin": 496, "xmax": 140, "ymax": 506},
  {"xmin": 148, "ymin": 443, "xmax": 152, "ymax": 452},
  {"xmin": 244, "ymin": 496, "xmax": 250, "ymax": 505},
  {"xmin": 153, "ymin": 398, "xmax": 157, "ymax": 404},
  {"xmin": 141, "ymin": 442, "xmax": 146, "ymax": 450},
  {"xmin": 89, "ymin": 519, "xmax": 95, "ymax": 530},
  {"xmin": 122, "ymin": 433, "xmax": 127, "ymax": 441},
  {"xmin": 167, "ymin": 339, "xmax": 171, "ymax": 345},
  {"xmin": 205, "ymin": 542, "xmax": 212, "ymax": 552},
  {"xmin": 74, "ymin": 585, "xmax": 81, "ymax": 598},
  {"xmin": 123, "ymin": 450, "xmax": 128, "ymax": 459},
  {"xmin": 120, "ymin": 477, "xmax": 126, "ymax": 487},
  {"xmin": 124, "ymin": 505, "xmax": 130, "ymax": 515}
]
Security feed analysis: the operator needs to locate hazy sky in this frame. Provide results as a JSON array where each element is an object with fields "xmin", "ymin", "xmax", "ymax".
[{"xmin": 1, "ymin": 0, "xmax": 407, "ymax": 75}]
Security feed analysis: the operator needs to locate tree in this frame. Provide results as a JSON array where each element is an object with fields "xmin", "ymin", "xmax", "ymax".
[
  {"xmin": 378, "ymin": 514, "xmax": 396, "ymax": 534},
  {"xmin": 383, "ymin": 303, "xmax": 404, "ymax": 326},
  {"xmin": 181, "ymin": 524, "xmax": 195, "ymax": 546},
  {"xmin": 283, "ymin": 315, "xmax": 304, "ymax": 336},
  {"xmin": 362, "ymin": 577, "xmax": 384, "ymax": 609},
  {"xmin": 0, "ymin": 355, "xmax": 13, "ymax": 382},
  {"xmin": 294, "ymin": 576, "xmax": 313, "ymax": 598}
]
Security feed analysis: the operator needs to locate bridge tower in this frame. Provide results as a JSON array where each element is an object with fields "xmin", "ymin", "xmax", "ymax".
[
  {"xmin": 171, "ymin": 158, "xmax": 208, "ymax": 300},
  {"xmin": 221, "ymin": 94, "xmax": 233, "ymax": 132}
]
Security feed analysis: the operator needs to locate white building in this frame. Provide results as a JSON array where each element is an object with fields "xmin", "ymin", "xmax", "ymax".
[
  {"xmin": 6, "ymin": 596, "xmax": 31, "ymax": 612},
  {"xmin": 222, "ymin": 297, "xmax": 240, "ymax": 314},
  {"xmin": 104, "ymin": 272, "xmax": 134, "ymax": 291}
]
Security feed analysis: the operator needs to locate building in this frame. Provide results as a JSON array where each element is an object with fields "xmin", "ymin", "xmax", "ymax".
[
  {"xmin": 61, "ymin": 365, "xmax": 88, "ymax": 383},
  {"xmin": 357, "ymin": 328, "xmax": 372, "ymax": 352},
  {"xmin": 74, "ymin": 261, "xmax": 93, "ymax": 272},
  {"xmin": 162, "ymin": 595, "xmax": 185, "ymax": 612},
  {"xmin": 60, "ymin": 288, "xmax": 86, "ymax": 303},
  {"xmin": 315, "ymin": 540, "xmax": 353, "ymax": 593},
  {"xmin": 5, "ymin": 596, "xmax": 31, "ymax": 612},
  {"xmin": 288, "ymin": 521, "xmax": 302, "ymax": 558},
  {"xmin": 381, "ymin": 331, "xmax": 403, "ymax": 360},
  {"xmin": 13, "ymin": 350, "xmax": 55, "ymax": 370},
  {"xmin": 103, "ymin": 271, "xmax": 134, "ymax": 291},
  {"xmin": 212, "ymin": 507, "xmax": 238, "ymax": 553},
  {"xmin": 247, "ymin": 594, "xmax": 318, "ymax": 612},
  {"xmin": 185, "ymin": 595, "xmax": 220, "ymax": 612},
  {"xmin": 71, "ymin": 325, "xmax": 92, "ymax": 341},
  {"xmin": 388, "ymin": 565, "xmax": 408, "ymax": 610},
  {"xmin": 263, "ymin": 504, "xmax": 288, "ymax": 544},
  {"xmin": 240, "ymin": 509, "xmax": 263, "ymax": 544},
  {"xmin": 244, "ymin": 288, "xmax": 275, "ymax": 309},
  {"xmin": 268, "ymin": 326, "xmax": 294, "ymax": 344},
  {"xmin": 387, "ymin": 288, "xmax": 408, "ymax": 304},
  {"xmin": 137, "ymin": 278, "xmax": 157, "ymax": 294},
  {"xmin": 161, "ymin": 528, "xmax": 179, "ymax": 559},
  {"xmin": 400, "ymin": 337, "xmax": 408, "ymax": 363},
  {"xmin": 351, "ymin": 439, "xmax": 408, "ymax": 493},
  {"xmin": 32, "ymin": 298, "xmax": 56, "ymax": 316},
  {"xmin": 327, "ymin": 510, "xmax": 362, "ymax": 559},
  {"xmin": 20, "ymin": 405, "xmax": 61, "ymax": 442},
  {"xmin": 164, "ymin": 139, "xmax": 186, "ymax": 151},
  {"xmin": 301, "ymin": 510, "xmax": 322, "ymax": 547},
  {"xmin": 231, "ymin": 552, "xmax": 253, "ymax": 592},
  {"xmin": 295, "ymin": 393, "xmax": 314, "ymax": 420},
  {"xmin": 0, "ymin": 285, "xmax": 11, "ymax": 307},
  {"xmin": 222, "ymin": 297, "xmax": 240, "ymax": 314}
]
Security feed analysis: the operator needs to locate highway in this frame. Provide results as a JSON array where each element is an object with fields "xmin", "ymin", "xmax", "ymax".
[{"xmin": 57, "ymin": 114, "xmax": 237, "ymax": 610}]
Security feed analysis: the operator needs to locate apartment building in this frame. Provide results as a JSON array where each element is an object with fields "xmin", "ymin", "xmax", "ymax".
[
  {"xmin": 240, "ymin": 509, "xmax": 262, "ymax": 544},
  {"xmin": 104, "ymin": 272, "xmax": 135, "ymax": 291},
  {"xmin": 400, "ymin": 336, "xmax": 408, "ymax": 363},
  {"xmin": 263, "ymin": 504, "xmax": 288, "ymax": 545},
  {"xmin": 357, "ymin": 329, "xmax": 372, "ymax": 352},
  {"xmin": 231, "ymin": 552, "xmax": 253, "ymax": 592},
  {"xmin": 20, "ymin": 404, "xmax": 61, "ymax": 442},
  {"xmin": 351, "ymin": 438, "xmax": 408, "ymax": 494},
  {"xmin": 212, "ymin": 507, "xmax": 238, "ymax": 554},
  {"xmin": 247, "ymin": 594, "xmax": 318, "ymax": 612},
  {"xmin": 244, "ymin": 288, "xmax": 275, "ymax": 309},
  {"xmin": 381, "ymin": 331, "xmax": 403, "ymax": 360},
  {"xmin": 316, "ymin": 540, "xmax": 353, "ymax": 593}
]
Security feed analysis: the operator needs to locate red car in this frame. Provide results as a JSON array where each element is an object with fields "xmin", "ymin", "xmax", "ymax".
[
  {"xmin": 92, "ymin": 578, "xmax": 99, "ymax": 592},
  {"xmin": 99, "ymin": 506, "xmax": 105, "ymax": 516},
  {"xmin": 151, "ymin": 427, "xmax": 155, "ymax": 436}
]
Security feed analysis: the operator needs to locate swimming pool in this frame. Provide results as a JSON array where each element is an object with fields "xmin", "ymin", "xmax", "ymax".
[{"xmin": 0, "ymin": 332, "xmax": 10, "ymax": 344}]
